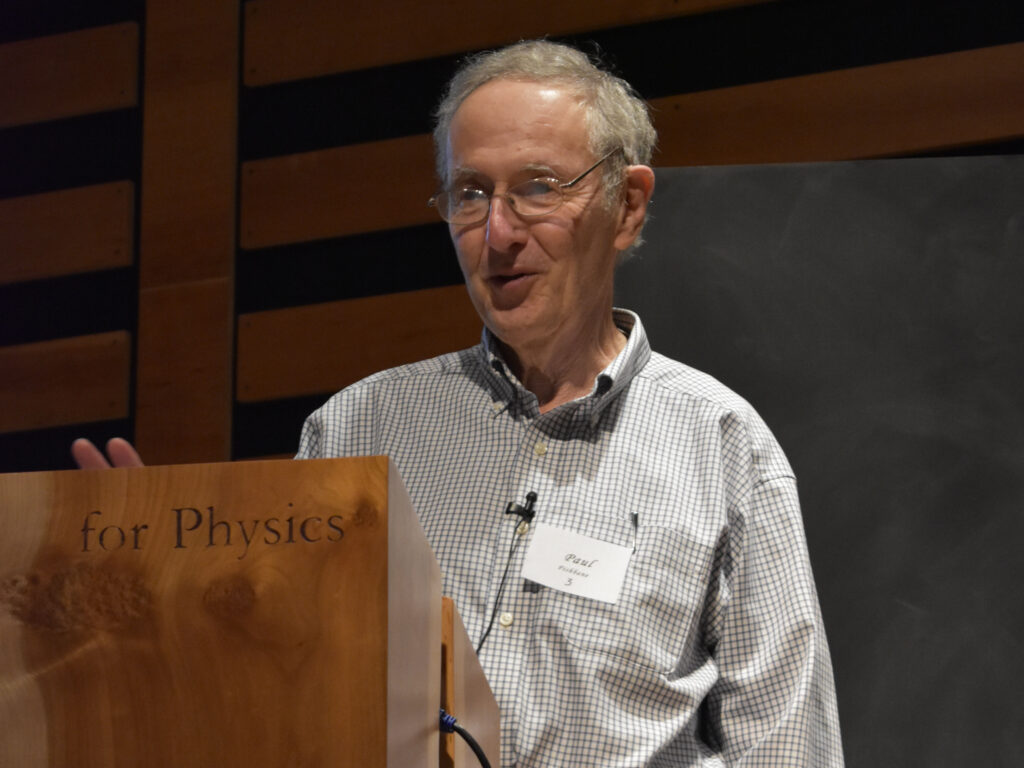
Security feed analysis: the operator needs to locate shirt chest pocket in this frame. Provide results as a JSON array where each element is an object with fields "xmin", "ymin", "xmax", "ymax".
[{"xmin": 532, "ymin": 524, "xmax": 715, "ymax": 674}]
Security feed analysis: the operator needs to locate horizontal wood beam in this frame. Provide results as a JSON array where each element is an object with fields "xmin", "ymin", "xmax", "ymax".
[
  {"xmin": 0, "ymin": 332, "xmax": 131, "ymax": 433},
  {"xmin": 239, "ymin": 135, "xmax": 436, "ymax": 249},
  {"xmin": 236, "ymin": 285, "xmax": 481, "ymax": 402},
  {"xmin": 244, "ymin": 0, "xmax": 774, "ymax": 85},
  {"xmin": 0, "ymin": 23, "xmax": 139, "ymax": 129},
  {"xmin": 0, "ymin": 182, "xmax": 134, "ymax": 285},
  {"xmin": 652, "ymin": 43, "xmax": 1024, "ymax": 165}
]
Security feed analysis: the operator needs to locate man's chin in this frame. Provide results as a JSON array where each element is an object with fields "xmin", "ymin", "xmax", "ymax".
[{"xmin": 481, "ymin": 307, "xmax": 544, "ymax": 349}]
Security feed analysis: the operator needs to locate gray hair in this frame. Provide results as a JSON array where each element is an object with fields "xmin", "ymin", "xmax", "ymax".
[{"xmin": 432, "ymin": 40, "xmax": 656, "ymax": 208}]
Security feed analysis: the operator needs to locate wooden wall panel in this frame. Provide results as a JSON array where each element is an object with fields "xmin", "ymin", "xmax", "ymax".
[
  {"xmin": 3, "ymin": 0, "xmax": 1020, "ymax": 469},
  {"xmin": 0, "ymin": 182, "xmax": 134, "ymax": 285},
  {"xmin": 135, "ymin": 279, "xmax": 234, "ymax": 464},
  {"xmin": 0, "ymin": 23, "xmax": 139, "ymax": 129},
  {"xmin": 0, "ymin": 332, "xmax": 130, "ymax": 433},
  {"xmin": 652, "ymin": 43, "xmax": 1024, "ymax": 166},
  {"xmin": 244, "ymin": 0, "xmax": 774, "ymax": 85},
  {"xmin": 239, "ymin": 135, "xmax": 436, "ymax": 248},
  {"xmin": 236, "ymin": 285, "xmax": 481, "ymax": 402},
  {"xmin": 135, "ymin": 0, "xmax": 240, "ymax": 464},
  {"xmin": 241, "ymin": 45, "xmax": 1024, "ymax": 254},
  {"xmin": 140, "ymin": 4, "xmax": 239, "ymax": 290}
]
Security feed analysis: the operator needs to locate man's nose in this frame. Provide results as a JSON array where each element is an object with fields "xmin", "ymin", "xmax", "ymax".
[{"xmin": 485, "ymin": 195, "xmax": 528, "ymax": 251}]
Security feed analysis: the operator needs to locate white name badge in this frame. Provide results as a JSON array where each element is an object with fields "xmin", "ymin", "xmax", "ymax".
[{"xmin": 521, "ymin": 522, "xmax": 631, "ymax": 603}]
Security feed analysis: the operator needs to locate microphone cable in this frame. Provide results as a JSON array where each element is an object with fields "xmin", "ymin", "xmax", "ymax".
[{"xmin": 475, "ymin": 491, "xmax": 537, "ymax": 655}]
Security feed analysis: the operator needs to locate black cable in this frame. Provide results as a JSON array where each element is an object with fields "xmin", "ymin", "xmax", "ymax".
[
  {"xmin": 453, "ymin": 723, "xmax": 492, "ymax": 768},
  {"xmin": 474, "ymin": 524, "xmax": 519, "ymax": 655},
  {"xmin": 475, "ymin": 492, "xmax": 538, "ymax": 655}
]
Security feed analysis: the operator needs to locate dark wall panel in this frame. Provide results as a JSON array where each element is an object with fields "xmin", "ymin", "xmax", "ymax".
[{"xmin": 616, "ymin": 157, "xmax": 1024, "ymax": 766}]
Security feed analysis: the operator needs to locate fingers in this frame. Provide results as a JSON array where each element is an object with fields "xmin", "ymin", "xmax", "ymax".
[
  {"xmin": 71, "ymin": 438, "xmax": 145, "ymax": 469},
  {"xmin": 72, "ymin": 438, "xmax": 111, "ymax": 469},
  {"xmin": 105, "ymin": 438, "xmax": 144, "ymax": 467}
]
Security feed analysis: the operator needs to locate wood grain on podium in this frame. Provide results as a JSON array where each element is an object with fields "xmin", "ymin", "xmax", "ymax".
[{"xmin": 0, "ymin": 457, "xmax": 440, "ymax": 767}]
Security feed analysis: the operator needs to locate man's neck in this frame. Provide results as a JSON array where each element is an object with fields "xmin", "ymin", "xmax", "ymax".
[{"xmin": 499, "ymin": 311, "xmax": 626, "ymax": 414}]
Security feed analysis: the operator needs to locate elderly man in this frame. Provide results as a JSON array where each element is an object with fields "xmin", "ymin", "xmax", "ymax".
[
  {"xmin": 77, "ymin": 40, "xmax": 842, "ymax": 767},
  {"xmin": 298, "ymin": 41, "xmax": 843, "ymax": 767}
]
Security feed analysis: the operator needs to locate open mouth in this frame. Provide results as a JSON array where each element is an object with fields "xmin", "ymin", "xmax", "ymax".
[{"xmin": 490, "ymin": 273, "xmax": 532, "ymax": 287}]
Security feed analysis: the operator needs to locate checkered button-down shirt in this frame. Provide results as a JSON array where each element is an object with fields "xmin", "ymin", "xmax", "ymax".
[{"xmin": 297, "ymin": 310, "xmax": 843, "ymax": 767}]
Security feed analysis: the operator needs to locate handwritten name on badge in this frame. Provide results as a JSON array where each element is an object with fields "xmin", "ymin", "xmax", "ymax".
[{"xmin": 521, "ymin": 522, "xmax": 631, "ymax": 603}]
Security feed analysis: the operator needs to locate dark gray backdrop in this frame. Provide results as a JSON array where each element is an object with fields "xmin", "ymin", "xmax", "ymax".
[{"xmin": 616, "ymin": 157, "xmax": 1024, "ymax": 766}]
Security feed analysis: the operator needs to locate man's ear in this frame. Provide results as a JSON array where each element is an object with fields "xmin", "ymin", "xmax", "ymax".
[{"xmin": 613, "ymin": 165, "xmax": 656, "ymax": 251}]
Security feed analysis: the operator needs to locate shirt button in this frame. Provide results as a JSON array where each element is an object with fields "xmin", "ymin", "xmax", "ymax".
[
  {"xmin": 491, "ymin": 401, "xmax": 503, "ymax": 413},
  {"xmin": 516, "ymin": 520, "xmax": 529, "ymax": 536},
  {"xmin": 534, "ymin": 441, "xmax": 548, "ymax": 457},
  {"xmin": 499, "ymin": 612, "xmax": 514, "ymax": 628}
]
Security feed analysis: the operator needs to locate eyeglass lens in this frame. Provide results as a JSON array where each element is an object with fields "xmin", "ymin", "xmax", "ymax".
[
  {"xmin": 431, "ymin": 148, "xmax": 619, "ymax": 225},
  {"xmin": 442, "ymin": 179, "xmax": 564, "ymax": 224}
]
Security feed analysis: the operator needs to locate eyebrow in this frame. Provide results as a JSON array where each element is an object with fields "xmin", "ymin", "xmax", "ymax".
[
  {"xmin": 450, "ymin": 166, "xmax": 482, "ymax": 183},
  {"xmin": 520, "ymin": 163, "xmax": 559, "ymax": 177}
]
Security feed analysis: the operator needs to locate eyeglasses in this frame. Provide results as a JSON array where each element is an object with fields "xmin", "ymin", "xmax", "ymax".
[{"xmin": 428, "ymin": 149, "xmax": 620, "ymax": 226}]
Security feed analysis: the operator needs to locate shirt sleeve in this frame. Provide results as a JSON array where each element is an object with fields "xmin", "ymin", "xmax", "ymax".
[
  {"xmin": 294, "ymin": 383, "xmax": 382, "ymax": 460},
  {"xmin": 702, "ymin": 474, "xmax": 845, "ymax": 766},
  {"xmin": 295, "ymin": 403, "xmax": 324, "ymax": 459}
]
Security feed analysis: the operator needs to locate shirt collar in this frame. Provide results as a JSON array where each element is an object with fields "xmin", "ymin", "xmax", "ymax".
[{"xmin": 478, "ymin": 308, "xmax": 652, "ymax": 420}]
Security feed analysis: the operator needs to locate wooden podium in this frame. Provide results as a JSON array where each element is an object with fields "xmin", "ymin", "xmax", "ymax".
[{"xmin": 0, "ymin": 456, "xmax": 498, "ymax": 767}]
